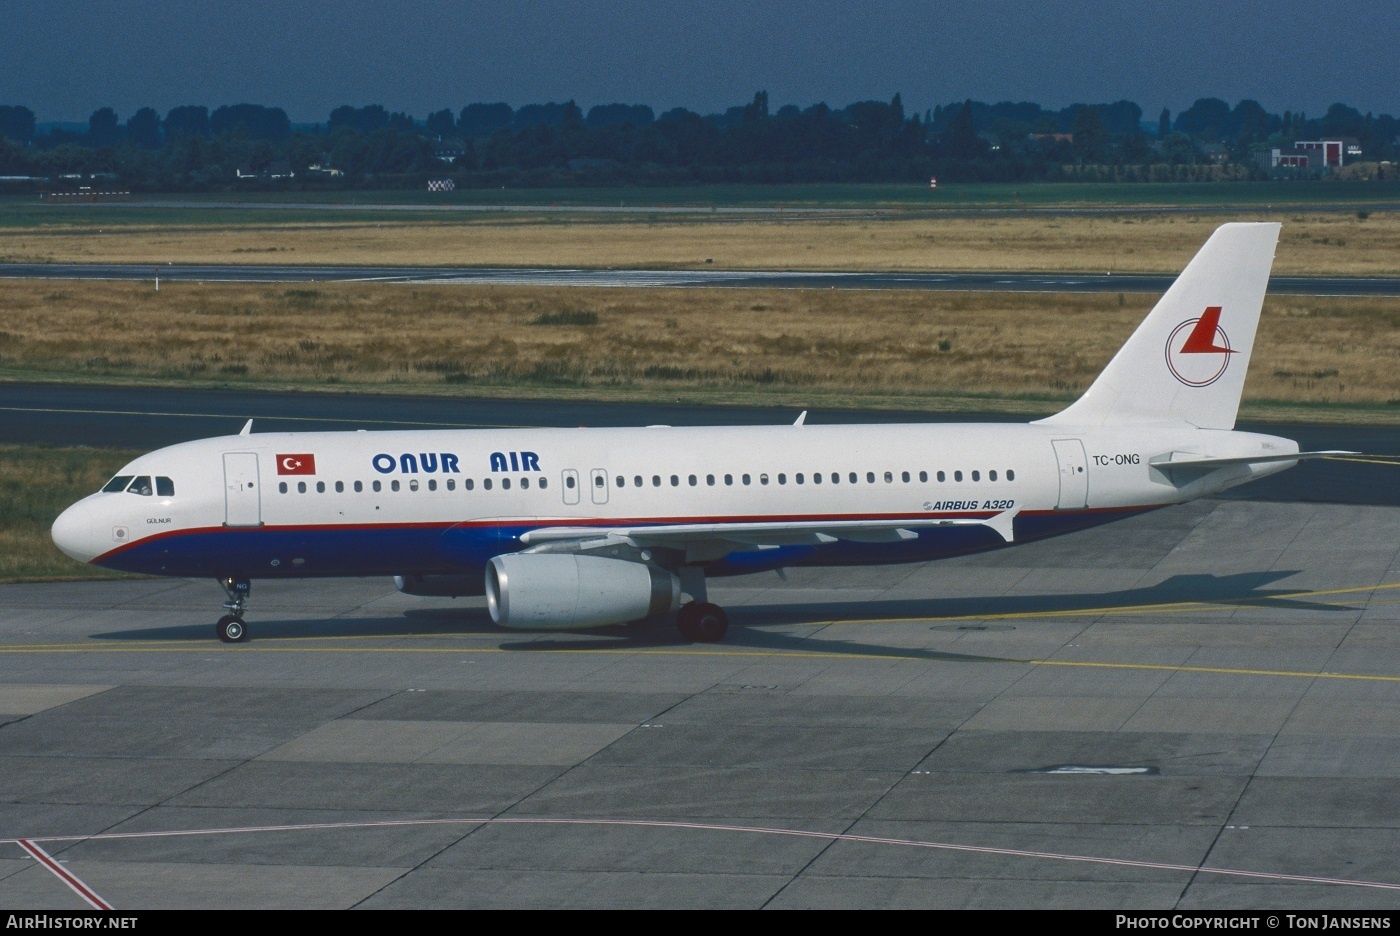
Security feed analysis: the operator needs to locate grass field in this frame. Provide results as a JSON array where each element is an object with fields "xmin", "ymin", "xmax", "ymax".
[
  {"xmin": 3, "ymin": 211, "xmax": 1399, "ymax": 276},
  {"xmin": 0, "ymin": 445, "xmax": 141, "ymax": 581},
  {"xmin": 3, "ymin": 279, "xmax": 1397, "ymax": 421}
]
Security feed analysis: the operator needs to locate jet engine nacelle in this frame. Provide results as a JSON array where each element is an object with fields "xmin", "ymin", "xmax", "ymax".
[
  {"xmin": 393, "ymin": 573, "xmax": 486, "ymax": 598},
  {"xmin": 486, "ymin": 553, "xmax": 680, "ymax": 629}
]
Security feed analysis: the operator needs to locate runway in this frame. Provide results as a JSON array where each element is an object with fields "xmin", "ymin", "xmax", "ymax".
[
  {"xmin": 3, "ymin": 262, "xmax": 1399, "ymax": 296},
  {"xmin": 3, "ymin": 499, "xmax": 1399, "ymax": 909}
]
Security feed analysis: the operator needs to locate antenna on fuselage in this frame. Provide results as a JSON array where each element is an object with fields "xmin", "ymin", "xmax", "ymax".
[
  {"xmin": 793, "ymin": 411, "xmax": 807, "ymax": 426},
  {"xmin": 239, "ymin": 419, "xmax": 253, "ymax": 436}
]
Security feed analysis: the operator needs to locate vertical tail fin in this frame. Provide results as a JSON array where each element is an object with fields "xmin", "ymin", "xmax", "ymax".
[{"xmin": 1036, "ymin": 222, "xmax": 1280, "ymax": 430}]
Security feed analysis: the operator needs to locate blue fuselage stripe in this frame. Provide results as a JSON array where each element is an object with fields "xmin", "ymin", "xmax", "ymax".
[{"xmin": 95, "ymin": 508, "xmax": 1158, "ymax": 579}]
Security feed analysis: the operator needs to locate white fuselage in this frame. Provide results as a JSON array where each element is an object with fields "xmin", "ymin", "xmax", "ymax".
[{"xmin": 52, "ymin": 421, "xmax": 1299, "ymax": 581}]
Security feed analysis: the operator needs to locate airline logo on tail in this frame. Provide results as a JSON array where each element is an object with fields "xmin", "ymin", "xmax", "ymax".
[{"xmin": 1165, "ymin": 306, "xmax": 1236, "ymax": 387}]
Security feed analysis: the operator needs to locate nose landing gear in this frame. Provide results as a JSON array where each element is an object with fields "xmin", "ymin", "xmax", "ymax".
[{"xmin": 217, "ymin": 577, "xmax": 251, "ymax": 643}]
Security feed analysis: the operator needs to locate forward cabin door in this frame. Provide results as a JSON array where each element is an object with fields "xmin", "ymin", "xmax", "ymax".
[
  {"xmin": 223, "ymin": 452, "xmax": 262, "ymax": 527},
  {"xmin": 1051, "ymin": 439, "xmax": 1088, "ymax": 510}
]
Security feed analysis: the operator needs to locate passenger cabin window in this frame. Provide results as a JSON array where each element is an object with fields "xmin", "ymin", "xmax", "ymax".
[
  {"xmin": 373, "ymin": 480, "xmax": 382, "ymax": 492},
  {"xmin": 954, "ymin": 471, "xmax": 963, "ymax": 482},
  {"xmin": 279, "ymin": 482, "xmax": 288, "ymax": 494},
  {"xmin": 971, "ymin": 471, "xmax": 980, "ymax": 482},
  {"xmin": 335, "ymin": 481, "xmax": 345, "ymax": 493},
  {"xmin": 539, "ymin": 477, "xmax": 547, "ymax": 489},
  {"xmin": 937, "ymin": 471, "xmax": 946, "ymax": 482},
  {"xmin": 102, "ymin": 475, "xmax": 134, "ymax": 493},
  {"xmin": 465, "ymin": 479, "xmax": 474, "ymax": 490},
  {"xmin": 317, "ymin": 481, "xmax": 326, "ymax": 493},
  {"xmin": 391, "ymin": 480, "xmax": 400, "ymax": 492},
  {"xmin": 484, "ymin": 479, "xmax": 493, "ymax": 491},
  {"xmin": 989, "ymin": 470, "xmax": 997, "ymax": 482},
  {"xmin": 1007, "ymin": 470, "xmax": 1015, "ymax": 481},
  {"xmin": 297, "ymin": 481, "xmax": 307, "ymax": 493},
  {"xmin": 447, "ymin": 479, "xmax": 455, "ymax": 491},
  {"xmin": 502, "ymin": 478, "xmax": 511, "ymax": 490},
  {"xmin": 354, "ymin": 481, "xmax": 363, "ymax": 492}
]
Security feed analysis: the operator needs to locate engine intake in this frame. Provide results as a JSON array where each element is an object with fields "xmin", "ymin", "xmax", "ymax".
[{"xmin": 486, "ymin": 553, "xmax": 680, "ymax": 629}]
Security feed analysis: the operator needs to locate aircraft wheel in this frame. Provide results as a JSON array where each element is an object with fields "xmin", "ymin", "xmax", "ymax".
[
  {"xmin": 216, "ymin": 614, "xmax": 248, "ymax": 643},
  {"xmin": 677, "ymin": 602, "xmax": 728, "ymax": 643}
]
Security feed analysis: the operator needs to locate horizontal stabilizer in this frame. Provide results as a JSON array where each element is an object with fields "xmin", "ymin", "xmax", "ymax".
[{"xmin": 1151, "ymin": 450, "xmax": 1355, "ymax": 471}]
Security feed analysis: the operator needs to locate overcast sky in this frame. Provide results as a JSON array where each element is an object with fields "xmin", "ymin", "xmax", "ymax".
[{"xmin": 4, "ymin": 0, "xmax": 1394, "ymax": 124}]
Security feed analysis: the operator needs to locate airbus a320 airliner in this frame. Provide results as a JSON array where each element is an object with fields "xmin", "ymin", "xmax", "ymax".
[{"xmin": 52, "ymin": 223, "xmax": 1343, "ymax": 643}]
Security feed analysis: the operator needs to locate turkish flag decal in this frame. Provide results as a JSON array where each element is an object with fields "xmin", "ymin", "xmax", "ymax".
[{"xmin": 277, "ymin": 453, "xmax": 317, "ymax": 475}]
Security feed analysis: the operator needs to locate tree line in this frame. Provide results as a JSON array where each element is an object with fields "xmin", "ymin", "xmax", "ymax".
[{"xmin": 0, "ymin": 93, "xmax": 1395, "ymax": 191}]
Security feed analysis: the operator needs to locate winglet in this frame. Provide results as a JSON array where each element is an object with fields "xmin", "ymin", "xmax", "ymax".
[{"xmin": 985, "ymin": 508, "xmax": 1018, "ymax": 543}]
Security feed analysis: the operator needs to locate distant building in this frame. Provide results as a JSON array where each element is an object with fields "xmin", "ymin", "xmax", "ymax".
[
  {"xmin": 1200, "ymin": 143, "xmax": 1232, "ymax": 165},
  {"xmin": 1290, "ymin": 138, "xmax": 1361, "ymax": 168}
]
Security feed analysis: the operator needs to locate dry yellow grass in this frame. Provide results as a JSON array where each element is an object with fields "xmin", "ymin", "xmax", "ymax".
[
  {"xmin": 2, "ymin": 280, "xmax": 1396, "ymax": 415},
  {"xmin": 3, "ymin": 213, "xmax": 1398, "ymax": 276},
  {"xmin": 0, "ymin": 445, "xmax": 141, "ymax": 580}
]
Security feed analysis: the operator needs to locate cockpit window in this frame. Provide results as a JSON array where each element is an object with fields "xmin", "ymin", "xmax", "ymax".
[
  {"xmin": 127, "ymin": 476, "xmax": 153, "ymax": 496},
  {"xmin": 102, "ymin": 475, "xmax": 134, "ymax": 493},
  {"xmin": 156, "ymin": 476, "xmax": 174, "ymax": 497}
]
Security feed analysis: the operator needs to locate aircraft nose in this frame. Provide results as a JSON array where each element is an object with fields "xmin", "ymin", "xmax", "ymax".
[{"xmin": 51, "ymin": 499, "xmax": 108, "ymax": 564}]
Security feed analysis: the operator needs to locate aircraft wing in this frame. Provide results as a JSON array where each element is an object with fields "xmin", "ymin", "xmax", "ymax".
[{"xmin": 518, "ymin": 509, "xmax": 1019, "ymax": 550}]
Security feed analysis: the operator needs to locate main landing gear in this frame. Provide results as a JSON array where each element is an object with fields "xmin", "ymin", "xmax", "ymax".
[
  {"xmin": 673, "ymin": 566, "xmax": 727, "ymax": 642},
  {"xmin": 217, "ymin": 576, "xmax": 251, "ymax": 643},
  {"xmin": 676, "ymin": 601, "xmax": 729, "ymax": 642}
]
